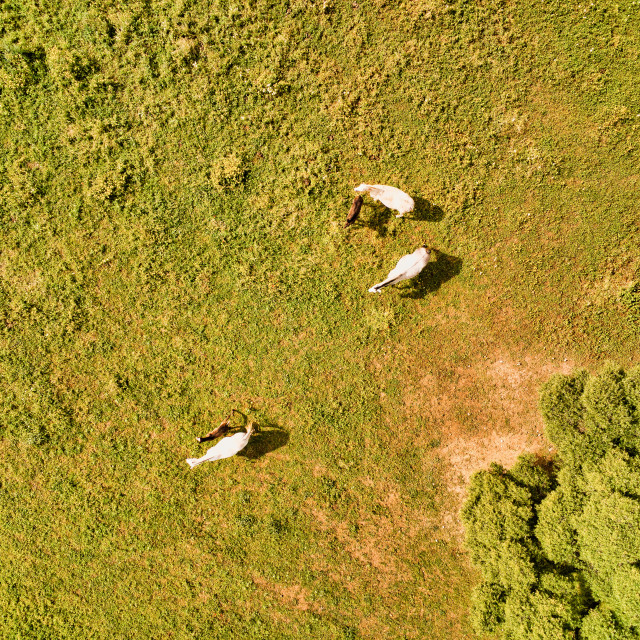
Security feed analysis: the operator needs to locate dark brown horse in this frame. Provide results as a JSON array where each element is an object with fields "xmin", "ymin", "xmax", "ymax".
[
  {"xmin": 344, "ymin": 195, "xmax": 363, "ymax": 227},
  {"xmin": 196, "ymin": 409, "xmax": 244, "ymax": 443}
]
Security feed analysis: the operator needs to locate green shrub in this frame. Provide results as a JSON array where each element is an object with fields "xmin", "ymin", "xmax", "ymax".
[
  {"xmin": 610, "ymin": 566, "xmax": 640, "ymax": 628},
  {"xmin": 539, "ymin": 370, "xmax": 588, "ymax": 465},
  {"xmin": 463, "ymin": 365, "xmax": 640, "ymax": 639},
  {"xmin": 535, "ymin": 480, "xmax": 579, "ymax": 566},
  {"xmin": 581, "ymin": 607, "xmax": 639, "ymax": 640},
  {"xmin": 461, "ymin": 462, "xmax": 535, "ymax": 580},
  {"xmin": 582, "ymin": 363, "xmax": 636, "ymax": 449},
  {"xmin": 469, "ymin": 582, "xmax": 505, "ymax": 635}
]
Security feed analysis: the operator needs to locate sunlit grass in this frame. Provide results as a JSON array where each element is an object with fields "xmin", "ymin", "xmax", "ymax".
[{"xmin": 1, "ymin": 0, "xmax": 639, "ymax": 637}]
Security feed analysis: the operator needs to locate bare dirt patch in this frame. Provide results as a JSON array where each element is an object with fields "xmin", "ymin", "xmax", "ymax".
[
  {"xmin": 442, "ymin": 353, "xmax": 575, "ymax": 487},
  {"xmin": 406, "ymin": 350, "xmax": 578, "ymax": 537}
]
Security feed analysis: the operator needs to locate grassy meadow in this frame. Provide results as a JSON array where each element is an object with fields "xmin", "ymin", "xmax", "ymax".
[{"xmin": 1, "ymin": 0, "xmax": 640, "ymax": 637}]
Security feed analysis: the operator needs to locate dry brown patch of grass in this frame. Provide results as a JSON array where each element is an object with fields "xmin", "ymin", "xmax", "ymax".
[
  {"xmin": 529, "ymin": 85, "xmax": 596, "ymax": 143},
  {"xmin": 436, "ymin": 353, "xmax": 575, "ymax": 489},
  {"xmin": 402, "ymin": 346, "xmax": 579, "ymax": 538},
  {"xmin": 251, "ymin": 572, "xmax": 320, "ymax": 613},
  {"xmin": 305, "ymin": 502, "xmax": 410, "ymax": 591}
]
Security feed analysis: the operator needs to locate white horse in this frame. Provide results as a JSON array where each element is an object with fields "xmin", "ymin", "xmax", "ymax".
[
  {"xmin": 354, "ymin": 184, "xmax": 415, "ymax": 217},
  {"xmin": 369, "ymin": 247, "xmax": 432, "ymax": 293},
  {"xmin": 186, "ymin": 423, "xmax": 255, "ymax": 468}
]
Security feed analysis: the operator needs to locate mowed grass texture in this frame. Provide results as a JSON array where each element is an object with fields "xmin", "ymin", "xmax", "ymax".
[{"xmin": 1, "ymin": 0, "xmax": 640, "ymax": 638}]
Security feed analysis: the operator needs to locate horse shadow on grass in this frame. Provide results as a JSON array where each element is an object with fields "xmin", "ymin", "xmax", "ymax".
[
  {"xmin": 348, "ymin": 197, "xmax": 445, "ymax": 237},
  {"xmin": 398, "ymin": 250, "xmax": 463, "ymax": 299},
  {"xmin": 357, "ymin": 202, "xmax": 395, "ymax": 237},
  {"xmin": 238, "ymin": 418, "xmax": 289, "ymax": 461},
  {"xmin": 410, "ymin": 197, "xmax": 445, "ymax": 222}
]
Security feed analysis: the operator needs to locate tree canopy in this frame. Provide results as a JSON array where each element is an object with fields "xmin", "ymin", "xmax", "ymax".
[{"xmin": 462, "ymin": 364, "xmax": 640, "ymax": 639}]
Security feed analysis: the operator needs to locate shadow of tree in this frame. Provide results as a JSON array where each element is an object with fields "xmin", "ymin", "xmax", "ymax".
[
  {"xmin": 239, "ymin": 419, "xmax": 289, "ymax": 460},
  {"xmin": 399, "ymin": 251, "xmax": 463, "ymax": 299},
  {"xmin": 410, "ymin": 197, "xmax": 445, "ymax": 222}
]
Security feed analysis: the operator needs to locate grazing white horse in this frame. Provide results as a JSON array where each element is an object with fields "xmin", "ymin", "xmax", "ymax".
[
  {"xmin": 354, "ymin": 184, "xmax": 415, "ymax": 217},
  {"xmin": 186, "ymin": 423, "xmax": 255, "ymax": 468},
  {"xmin": 369, "ymin": 247, "xmax": 432, "ymax": 293}
]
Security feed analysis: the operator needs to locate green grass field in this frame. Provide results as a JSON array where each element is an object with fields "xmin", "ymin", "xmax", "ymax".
[{"xmin": 1, "ymin": 0, "xmax": 639, "ymax": 637}]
